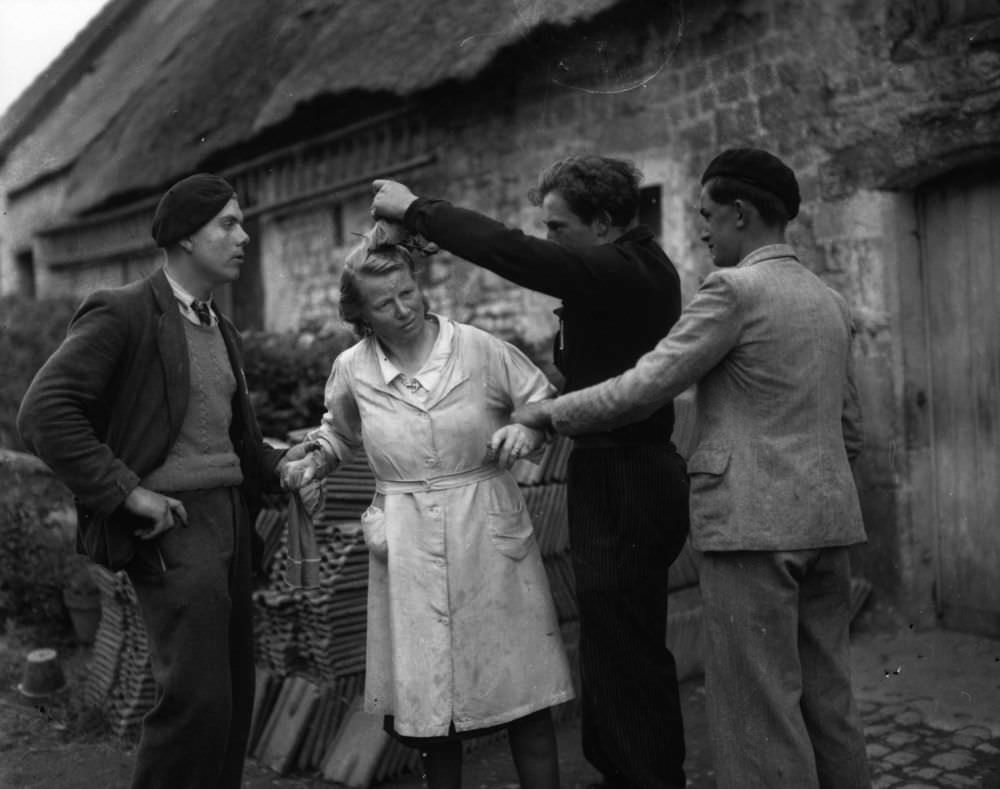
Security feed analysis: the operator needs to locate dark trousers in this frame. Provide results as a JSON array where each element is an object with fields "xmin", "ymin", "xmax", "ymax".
[
  {"xmin": 567, "ymin": 444, "xmax": 690, "ymax": 789},
  {"xmin": 700, "ymin": 548, "xmax": 870, "ymax": 789},
  {"xmin": 125, "ymin": 487, "xmax": 255, "ymax": 789}
]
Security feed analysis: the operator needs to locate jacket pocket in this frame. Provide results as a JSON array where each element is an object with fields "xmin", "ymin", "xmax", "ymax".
[
  {"xmin": 687, "ymin": 449, "xmax": 730, "ymax": 476},
  {"xmin": 361, "ymin": 505, "xmax": 389, "ymax": 560},
  {"xmin": 487, "ymin": 499, "xmax": 534, "ymax": 561},
  {"xmin": 686, "ymin": 449, "xmax": 732, "ymax": 527}
]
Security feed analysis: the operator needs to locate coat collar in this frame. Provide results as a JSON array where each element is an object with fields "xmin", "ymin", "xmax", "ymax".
[
  {"xmin": 615, "ymin": 224, "xmax": 654, "ymax": 245},
  {"xmin": 736, "ymin": 243, "xmax": 799, "ymax": 269},
  {"xmin": 150, "ymin": 268, "xmax": 189, "ymax": 440},
  {"xmin": 352, "ymin": 315, "xmax": 470, "ymax": 410},
  {"xmin": 150, "ymin": 267, "xmax": 177, "ymax": 315}
]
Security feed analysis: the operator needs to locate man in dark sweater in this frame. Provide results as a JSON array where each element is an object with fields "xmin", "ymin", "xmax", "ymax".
[
  {"xmin": 372, "ymin": 155, "xmax": 690, "ymax": 788},
  {"xmin": 17, "ymin": 174, "xmax": 291, "ymax": 789}
]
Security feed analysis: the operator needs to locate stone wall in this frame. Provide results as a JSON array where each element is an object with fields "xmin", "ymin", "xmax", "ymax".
[
  {"xmin": 248, "ymin": 0, "xmax": 1000, "ymax": 614},
  {"xmin": 5, "ymin": 0, "xmax": 999, "ymax": 616}
]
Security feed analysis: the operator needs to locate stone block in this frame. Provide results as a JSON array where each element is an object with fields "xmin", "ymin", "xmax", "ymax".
[
  {"xmin": 885, "ymin": 750, "xmax": 919, "ymax": 766},
  {"xmin": 929, "ymin": 750, "xmax": 976, "ymax": 770},
  {"xmin": 717, "ymin": 74, "xmax": 749, "ymax": 104},
  {"xmin": 886, "ymin": 731, "xmax": 920, "ymax": 747}
]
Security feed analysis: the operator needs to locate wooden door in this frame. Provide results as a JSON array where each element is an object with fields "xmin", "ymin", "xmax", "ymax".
[{"xmin": 918, "ymin": 166, "xmax": 1000, "ymax": 635}]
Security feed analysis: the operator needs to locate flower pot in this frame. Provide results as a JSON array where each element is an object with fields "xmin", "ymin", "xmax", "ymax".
[
  {"xmin": 63, "ymin": 587, "xmax": 101, "ymax": 644},
  {"xmin": 18, "ymin": 647, "xmax": 67, "ymax": 698}
]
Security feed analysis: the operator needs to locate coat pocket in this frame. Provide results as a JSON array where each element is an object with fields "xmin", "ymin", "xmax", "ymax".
[
  {"xmin": 487, "ymin": 499, "xmax": 534, "ymax": 561},
  {"xmin": 361, "ymin": 505, "xmax": 389, "ymax": 560},
  {"xmin": 686, "ymin": 448, "xmax": 732, "ymax": 527}
]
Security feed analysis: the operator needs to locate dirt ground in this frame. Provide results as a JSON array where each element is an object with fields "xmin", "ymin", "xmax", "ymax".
[{"xmin": 0, "ymin": 617, "xmax": 715, "ymax": 789}]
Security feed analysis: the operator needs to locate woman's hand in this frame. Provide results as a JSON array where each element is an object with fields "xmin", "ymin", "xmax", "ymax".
[{"xmin": 487, "ymin": 424, "xmax": 547, "ymax": 469}]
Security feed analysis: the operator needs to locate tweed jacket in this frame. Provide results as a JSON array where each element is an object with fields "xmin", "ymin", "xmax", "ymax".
[
  {"xmin": 17, "ymin": 268, "xmax": 284, "ymax": 570},
  {"xmin": 550, "ymin": 244, "xmax": 866, "ymax": 551}
]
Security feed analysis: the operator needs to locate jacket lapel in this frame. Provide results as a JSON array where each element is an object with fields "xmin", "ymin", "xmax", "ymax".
[
  {"xmin": 151, "ymin": 269, "xmax": 189, "ymax": 443},
  {"xmin": 218, "ymin": 313, "xmax": 251, "ymax": 435}
]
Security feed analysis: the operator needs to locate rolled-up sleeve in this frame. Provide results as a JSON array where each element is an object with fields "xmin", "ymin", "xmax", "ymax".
[{"xmin": 495, "ymin": 339, "xmax": 556, "ymax": 410}]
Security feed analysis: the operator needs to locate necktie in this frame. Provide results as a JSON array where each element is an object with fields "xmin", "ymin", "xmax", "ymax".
[{"xmin": 191, "ymin": 300, "xmax": 212, "ymax": 327}]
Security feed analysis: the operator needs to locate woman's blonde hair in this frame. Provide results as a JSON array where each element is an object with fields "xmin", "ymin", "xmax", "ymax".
[{"xmin": 339, "ymin": 220, "xmax": 435, "ymax": 336}]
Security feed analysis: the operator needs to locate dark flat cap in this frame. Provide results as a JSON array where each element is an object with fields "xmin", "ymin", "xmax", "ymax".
[
  {"xmin": 701, "ymin": 148, "xmax": 800, "ymax": 219},
  {"xmin": 151, "ymin": 173, "xmax": 236, "ymax": 247}
]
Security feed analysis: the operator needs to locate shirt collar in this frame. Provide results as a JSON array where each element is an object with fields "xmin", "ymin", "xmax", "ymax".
[
  {"xmin": 164, "ymin": 268, "xmax": 211, "ymax": 306},
  {"xmin": 376, "ymin": 314, "xmax": 452, "ymax": 388},
  {"xmin": 736, "ymin": 243, "xmax": 799, "ymax": 268},
  {"xmin": 164, "ymin": 268, "xmax": 216, "ymax": 326}
]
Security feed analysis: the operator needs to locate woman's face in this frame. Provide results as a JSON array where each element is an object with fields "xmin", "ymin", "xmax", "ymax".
[{"xmin": 356, "ymin": 266, "xmax": 426, "ymax": 345}]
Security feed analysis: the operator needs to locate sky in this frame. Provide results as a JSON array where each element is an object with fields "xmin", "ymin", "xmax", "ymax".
[{"xmin": 0, "ymin": 0, "xmax": 108, "ymax": 117}]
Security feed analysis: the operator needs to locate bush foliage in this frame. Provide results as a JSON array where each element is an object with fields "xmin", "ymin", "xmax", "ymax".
[
  {"xmin": 0, "ymin": 498, "xmax": 75, "ymax": 624},
  {"xmin": 0, "ymin": 294, "xmax": 80, "ymax": 450},
  {"xmin": 0, "ymin": 290, "xmax": 358, "ymax": 447},
  {"xmin": 242, "ymin": 326, "xmax": 358, "ymax": 441}
]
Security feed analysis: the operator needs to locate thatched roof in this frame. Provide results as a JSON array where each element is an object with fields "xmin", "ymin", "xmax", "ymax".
[
  {"xmin": 256, "ymin": 0, "xmax": 622, "ymax": 128},
  {"xmin": 0, "ymin": 0, "xmax": 136, "ymax": 159},
  {"xmin": 0, "ymin": 0, "xmax": 214, "ymax": 192},
  {"xmin": 5, "ymin": 0, "xmax": 623, "ymax": 214}
]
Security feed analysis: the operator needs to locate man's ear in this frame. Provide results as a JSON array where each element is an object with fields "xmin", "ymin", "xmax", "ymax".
[
  {"xmin": 178, "ymin": 237, "xmax": 194, "ymax": 253},
  {"xmin": 592, "ymin": 210, "xmax": 613, "ymax": 238},
  {"xmin": 732, "ymin": 199, "xmax": 748, "ymax": 228}
]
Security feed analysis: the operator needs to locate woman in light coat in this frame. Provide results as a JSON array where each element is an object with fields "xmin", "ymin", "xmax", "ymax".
[{"xmin": 281, "ymin": 222, "xmax": 574, "ymax": 789}]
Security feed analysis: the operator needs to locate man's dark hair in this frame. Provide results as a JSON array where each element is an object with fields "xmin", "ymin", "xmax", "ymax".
[
  {"xmin": 529, "ymin": 155, "xmax": 643, "ymax": 227},
  {"xmin": 704, "ymin": 177, "xmax": 791, "ymax": 227}
]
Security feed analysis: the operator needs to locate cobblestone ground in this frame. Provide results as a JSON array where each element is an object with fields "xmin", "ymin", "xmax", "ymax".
[{"xmin": 861, "ymin": 699, "xmax": 1000, "ymax": 789}]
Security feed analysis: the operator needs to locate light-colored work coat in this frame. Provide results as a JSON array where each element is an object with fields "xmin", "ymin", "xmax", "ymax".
[{"xmin": 312, "ymin": 318, "xmax": 574, "ymax": 737}]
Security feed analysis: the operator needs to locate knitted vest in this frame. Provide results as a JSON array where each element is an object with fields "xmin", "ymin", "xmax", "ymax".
[{"xmin": 142, "ymin": 321, "xmax": 244, "ymax": 492}]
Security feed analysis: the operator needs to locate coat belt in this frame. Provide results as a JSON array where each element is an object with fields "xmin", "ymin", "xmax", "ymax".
[{"xmin": 375, "ymin": 464, "xmax": 504, "ymax": 494}]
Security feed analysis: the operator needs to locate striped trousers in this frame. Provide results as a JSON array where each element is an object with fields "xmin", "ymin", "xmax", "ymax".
[{"xmin": 567, "ymin": 443, "xmax": 690, "ymax": 789}]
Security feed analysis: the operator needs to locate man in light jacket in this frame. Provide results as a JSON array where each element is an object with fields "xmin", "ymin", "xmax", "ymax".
[{"xmin": 514, "ymin": 148, "xmax": 871, "ymax": 789}]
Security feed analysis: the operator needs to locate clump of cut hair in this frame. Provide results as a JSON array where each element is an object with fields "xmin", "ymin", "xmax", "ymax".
[{"xmin": 529, "ymin": 155, "xmax": 643, "ymax": 227}]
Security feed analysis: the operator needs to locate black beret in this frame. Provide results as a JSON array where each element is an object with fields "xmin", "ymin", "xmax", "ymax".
[
  {"xmin": 701, "ymin": 148, "xmax": 801, "ymax": 220},
  {"xmin": 151, "ymin": 173, "xmax": 236, "ymax": 247}
]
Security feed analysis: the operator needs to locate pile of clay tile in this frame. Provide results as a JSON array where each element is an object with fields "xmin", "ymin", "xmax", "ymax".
[
  {"xmin": 85, "ymin": 565, "xmax": 156, "ymax": 738},
  {"xmin": 249, "ymin": 436, "xmax": 581, "ymax": 784},
  {"xmin": 510, "ymin": 436, "xmax": 580, "ymax": 724},
  {"xmin": 81, "ymin": 436, "xmax": 580, "ymax": 786}
]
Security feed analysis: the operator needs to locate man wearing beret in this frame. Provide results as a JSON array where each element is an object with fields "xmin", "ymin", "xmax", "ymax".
[
  {"xmin": 513, "ymin": 149, "xmax": 871, "ymax": 788},
  {"xmin": 18, "ymin": 173, "xmax": 292, "ymax": 789}
]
